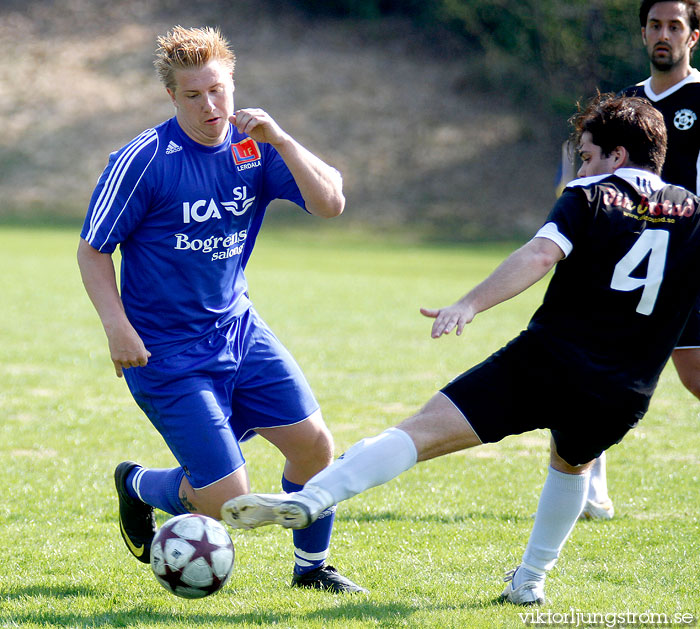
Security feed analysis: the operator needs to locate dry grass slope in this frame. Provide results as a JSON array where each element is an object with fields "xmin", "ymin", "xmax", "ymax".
[{"xmin": 1, "ymin": 0, "xmax": 560, "ymax": 239}]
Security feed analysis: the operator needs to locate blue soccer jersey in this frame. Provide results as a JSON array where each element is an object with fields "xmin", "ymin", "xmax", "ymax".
[{"xmin": 81, "ymin": 118, "xmax": 305, "ymax": 358}]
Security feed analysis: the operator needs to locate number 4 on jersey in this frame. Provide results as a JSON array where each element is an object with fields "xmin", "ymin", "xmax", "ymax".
[{"xmin": 610, "ymin": 229, "xmax": 669, "ymax": 316}]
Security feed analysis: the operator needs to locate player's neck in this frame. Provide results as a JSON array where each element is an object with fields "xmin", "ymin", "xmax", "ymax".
[{"xmin": 649, "ymin": 63, "xmax": 692, "ymax": 95}]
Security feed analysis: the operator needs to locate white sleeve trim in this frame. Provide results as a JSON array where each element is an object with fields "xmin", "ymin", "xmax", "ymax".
[{"xmin": 534, "ymin": 222, "xmax": 573, "ymax": 258}]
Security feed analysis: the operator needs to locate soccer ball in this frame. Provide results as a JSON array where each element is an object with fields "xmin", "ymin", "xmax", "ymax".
[{"xmin": 150, "ymin": 514, "xmax": 234, "ymax": 599}]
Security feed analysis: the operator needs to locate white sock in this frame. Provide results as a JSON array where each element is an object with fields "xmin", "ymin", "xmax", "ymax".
[
  {"xmin": 586, "ymin": 452, "xmax": 609, "ymax": 504},
  {"xmin": 302, "ymin": 427, "xmax": 418, "ymax": 508},
  {"xmin": 520, "ymin": 466, "xmax": 588, "ymax": 579}
]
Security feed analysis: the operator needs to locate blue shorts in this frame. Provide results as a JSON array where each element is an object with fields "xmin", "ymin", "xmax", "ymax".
[{"xmin": 123, "ymin": 307, "xmax": 319, "ymax": 489}]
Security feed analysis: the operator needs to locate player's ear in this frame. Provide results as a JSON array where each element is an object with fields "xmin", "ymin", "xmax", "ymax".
[
  {"xmin": 641, "ymin": 26, "xmax": 647, "ymax": 45},
  {"xmin": 611, "ymin": 146, "xmax": 629, "ymax": 170},
  {"xmin": 688, "ymin": 28, "xmax": 700, "ymax": 51},
  {"xmin": 166, "ymin": 87, "xmax": 178, "ymax": 108}
]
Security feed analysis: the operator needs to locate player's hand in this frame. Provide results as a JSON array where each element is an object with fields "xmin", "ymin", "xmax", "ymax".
[
  {"xmin": 105, "ymin": 323, "xmax": 151, "ymax": 377},
  {"xmin": 420, "ymin": 303, "xmax": 476, "ymax": 338},
  {"xmin": 229, "ymin": 108, "xmax": 286, "ymax": 145}
]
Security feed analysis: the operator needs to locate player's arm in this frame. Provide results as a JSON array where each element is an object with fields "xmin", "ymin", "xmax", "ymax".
[
  {"xmin": 230, "ymin": 108, "xmax": 344, "ymax": 218},
  {"xmin": 77, "ymin": 238, "xmax": 151, "ymax": 377},
  {"xmin": 421, "ymin": 237, "xmax": 564, "ymax": 338}
]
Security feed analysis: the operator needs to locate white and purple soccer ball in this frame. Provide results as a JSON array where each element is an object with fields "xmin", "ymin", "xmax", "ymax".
[{"xmin": 150, "ymin": 514, "xmax": 234, "ymax": 599}]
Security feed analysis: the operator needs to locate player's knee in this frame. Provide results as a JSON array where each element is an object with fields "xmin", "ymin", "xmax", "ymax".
[
  {"xmin": 284, "ymin": 428, "xmax": 334, "ymax": 480},
  {"xmin": 550, "ymin": 458, "xmax": 593, "ymax": 475},
  {"xmin": 672, "ymin": 349, "xmax": 700, "ymax": 400},
  {"xmin": 301, "ymin": 412, "xmax": 335, "ymax": 466},
  {"xmin": 549, "ymin": 440, "xmax": 594, "ymax": 474},
  {"xmin": 301, "ymin": 427, "xmax": 334, "ymax": 469},
  {"xmin": 680, "ymin": 374, "xmax": 700, "ymax": 400}
]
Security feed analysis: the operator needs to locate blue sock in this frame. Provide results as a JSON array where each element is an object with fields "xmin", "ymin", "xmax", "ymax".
[
  {"xmin": 282, "ymin": 476, "xmax": 336, "ymax": 576},
  {"xmin": 126, "ymin": 466, "xmax": 189, "ymax": 516}
]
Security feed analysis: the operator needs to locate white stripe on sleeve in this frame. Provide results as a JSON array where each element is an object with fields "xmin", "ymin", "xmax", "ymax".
[
  {"xmin": 534, "ymin": 222, "xmax": 573, "ymax": 258},
  {"xmin": 85, "ymin": 129, "xmax": 158, "ymax": 246}
]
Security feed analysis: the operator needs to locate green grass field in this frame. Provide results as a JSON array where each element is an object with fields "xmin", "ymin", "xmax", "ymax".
[{"xmin": 0, "ymin": 225, "xmax": 698, "ymax": 628}]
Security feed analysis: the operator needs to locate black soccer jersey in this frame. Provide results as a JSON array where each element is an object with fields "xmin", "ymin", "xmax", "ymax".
[
  {"xmin": 528, "ymin": 168, "xmax": 700, "ymax": 398},
  {"xmin": 621, "ymin": 69, "xmax": 700, "ymax": 194}
]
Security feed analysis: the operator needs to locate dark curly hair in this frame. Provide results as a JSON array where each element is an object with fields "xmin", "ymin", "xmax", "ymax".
[{"xmin": 570, "ymin": 93, "xmax": 667, "ymax": 175}]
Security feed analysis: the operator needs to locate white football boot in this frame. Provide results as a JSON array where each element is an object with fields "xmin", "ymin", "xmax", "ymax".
[
  {"xmin": 580, "ymin": 498, "xmax": 615, "ymax": 520},
  {"xmin": 499, "ymin": 566, "xmax": 545, "ymax": 606},
  {"xmin": 221, "ymin": 486, "xmax": 333, "ymax": 530}
]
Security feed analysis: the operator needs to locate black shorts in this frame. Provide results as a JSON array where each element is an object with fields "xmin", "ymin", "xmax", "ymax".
[
  {"xmin": 440, "ymin": 332, "xmax": 649, "ymax": 466},
  {"xmin": 677, "ymin": 299, "xmax": 700, "ymax": 348}
]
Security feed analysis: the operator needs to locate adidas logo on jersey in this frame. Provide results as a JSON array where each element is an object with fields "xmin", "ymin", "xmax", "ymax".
[{"xmin": 166, "ymin": 141, "xmax": 183, "ymax": 154}]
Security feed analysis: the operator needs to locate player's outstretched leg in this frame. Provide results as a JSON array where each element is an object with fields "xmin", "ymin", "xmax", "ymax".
[
  {"xmin": 222, "ymin": 427, "xmax": 418, "ymax": 530},
  {"xmin": 114, "ymin": 461, "xmax": 157, "ymax": 563},
  {"xmin": 221, "ymin": 486, "xmax": 332, "ymax": 530}
]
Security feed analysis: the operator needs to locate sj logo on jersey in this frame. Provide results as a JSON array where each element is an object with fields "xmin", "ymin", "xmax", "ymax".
[
  {"xmin": 182, "ymin": 188, "xmax": 256, "ymax": 223},
  {"xmin": 231, "ymin": 138, "xmax": 261, "ymax": 170}
]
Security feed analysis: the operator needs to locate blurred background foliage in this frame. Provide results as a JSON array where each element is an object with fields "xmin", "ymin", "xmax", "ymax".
[
  {"xmin": 299, "ymin": 0, "xmax": 645, "ymax": 116},
  {"xmin": 1, "ymin": 0, "xmax": 651, "ymax": 239}
]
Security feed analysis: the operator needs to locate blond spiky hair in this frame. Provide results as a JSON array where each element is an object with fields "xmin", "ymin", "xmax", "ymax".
[{"xmin": 154, "ymin": 25, "xmax": 236, "ymax": 91}]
